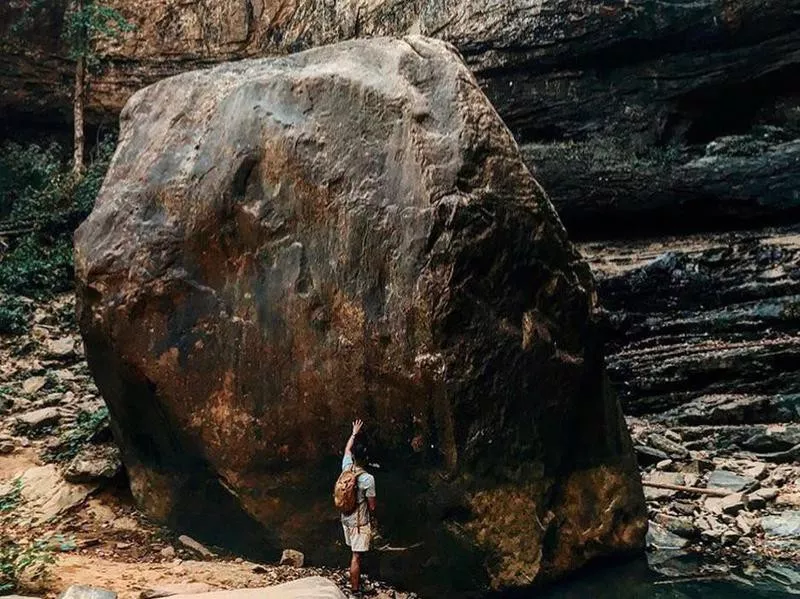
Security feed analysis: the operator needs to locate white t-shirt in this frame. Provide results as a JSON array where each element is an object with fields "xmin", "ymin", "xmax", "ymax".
[{"xmin": 341, "ymin": 453, "xmax": 376, "ymax": 528}]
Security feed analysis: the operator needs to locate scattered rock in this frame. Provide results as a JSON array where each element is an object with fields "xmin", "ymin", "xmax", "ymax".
[
  {"xmin": 679, "ymin": 459, "xmax": 714, "ymax": 475},
  {"xmin": 735, "ymin": 513, "xmax": 753, "ymax": 535},
  {"xmin": 745, "ymin": 494, "xmax": 767, "ymax": 510},
  {"xmin": 752, "ymin": 487, "xmax": 780, "ymax": 501},
  {"xmin": 647, "ymin": 521, "xmax": 690, "ymax": 549},
  {"xmin": 160, "ymin": 546, "xmax": 176, "ymax": 559},
  {"xmin": 58, "ymin": 585, "xmax": 117, "ymax": 599},
  {"xmin": 777, "ymin": 493, "xmax": 800, "ymax": 507},
  {"xmin": 761, "ymin": 511, "xmax": 800, "ymax": 538},
  {"xmin": 720, "ymin": 493, "xmax": 746, "ymax": 516},
  {"xmin": 65, "ymin": 444, "xmax": 122, "ymax": 483},
  {"xmin": 742, "ymin": 462, "xmax": 768, "ymax": 480},
  {"xmin": 635, "ymin": 445, "xmax": 669, "ymax": 466},
  {"xmin": 279, "ymin": 549, "xmax": 304, "ymax": 568},
  {"xmin": 46, "ymin": 336, "xmax": 76, "ymax": 358},
  {"xmin": 707, "ymin": 470, "xmax": 755, "ymax": 493},
  {"xmin": 655, "ymin": 459, "xmax": 673, "ymax": 471},
  {"xmin": 643, "ymin": 472, "xmax": 685, "ymax": 500},
  {"xmin": 0, "ymin": 464, "xmax": 97, "ymax": 524},
  {"xmin": 22, "ymin": 376, "xmax": 47, "ymax": 394},
  {"xmin": 178, "ymin": 535, "xmax": 214, "ymax": 559},
  {"xmin": 15, "ymin": 407, "xmax": 61, "ymax": 434},
  {"xmin": 140, "ymin": 584, "xmax": 214, "ymax": 599},
  {"xmin": 0, "ymin": 439, "xmax": 15, "ymax": 454},
  {"xmin": 163, "ymin": 576, "xmax": 345, "ymax": 599},
  {"xmin": 655, "ymin": 514, "xmax": 696, "ymax": 539},
  {"xmin": 647, "ymin": 433, "xmax": 690, "ymax": 459}
]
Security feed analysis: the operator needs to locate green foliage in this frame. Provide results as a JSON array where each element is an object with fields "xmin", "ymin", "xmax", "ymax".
[
  {"xmin": 0, "ymin": 137, "xmax": 115, "ymax": 298},
  {"xmin": 0, "ymin": 478, "xmax": 22, "ymax": 513},
  {"xmin": 12, "ymin": 0, "xmax": 134, "ymax": 61},
  {"xmin": 64, "ymin": 2, "xmax": 135, "ymax": 62},
  {"xmin": 0, "ymin": 538, "xmax": 57, "ymax": 593},
  {"xmin": 0, "ymin": 479, "xmax": 57, "ymax": 593},
  {"xmin": 44, "ymin": 406, "xmax": 110, "ymax": 463},
  {"xmin": 0, "ymin": 296, "xmax": 32, "ymax": 335}
]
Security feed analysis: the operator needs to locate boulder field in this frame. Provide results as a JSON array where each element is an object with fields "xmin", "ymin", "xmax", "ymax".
[{"xmin": 74, "ymin": 36, "xmax": 646, "ymax": 595}]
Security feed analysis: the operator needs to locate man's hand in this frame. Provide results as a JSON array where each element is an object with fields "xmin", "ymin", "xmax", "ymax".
[{"xmin": 352, "ymin": 419, "xmax": 363, "ymax": 436}]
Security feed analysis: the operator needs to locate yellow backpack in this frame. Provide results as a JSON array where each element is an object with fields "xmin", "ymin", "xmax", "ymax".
[{"xmin": 333, "ymin": 466, "xmax": 364, "ymax": 515}]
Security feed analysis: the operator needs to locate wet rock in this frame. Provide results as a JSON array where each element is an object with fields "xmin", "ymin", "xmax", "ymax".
[
  {"xmin": 64, "ymin": 444, "xmax": 122, "ymax": 483},
  {"xmin": 178, "ymin": 535, "xmax": 214, "ymax": 559},
  {"xmin": 646, "ymin": 521, "xmax": 690, "ymax": 550},
  {"xmin": 760, "ymin": 511, "xmax": 800, "ymax": 538},
  {"xmin": 74, "ymin": 36, "xmax": 646, "ymax": 593},
  {"xmin": 279, "ymin": 549, "xmax": 304, "ymax": 568},
  {"xmin": 707, "ymin": 470, "xmax": 755, "ymax": 493},
  {"xmin": 58, "ymin": 586, "xmax": 117, "ymax": 599},
  {"xmin": 15, "ymin": 407, "xmax": 60, "ymax": 433}
]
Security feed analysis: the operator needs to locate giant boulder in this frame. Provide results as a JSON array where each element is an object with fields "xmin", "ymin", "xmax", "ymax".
[{"xmin": 75, "ymin": 36, "xmax": 646, "ymax": 596}]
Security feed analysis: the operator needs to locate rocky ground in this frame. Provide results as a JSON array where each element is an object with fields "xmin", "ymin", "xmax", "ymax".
[
  {"xmin": 580, "ymin": 226, "xmax": 800, "ymax": 568},
  {"xmin": 0, "ymin": 295, "xmax": 409, "ymax": 599},
  {"xmin": 2, "ymin": 241, "xmax": 799, "ymax": 597}
]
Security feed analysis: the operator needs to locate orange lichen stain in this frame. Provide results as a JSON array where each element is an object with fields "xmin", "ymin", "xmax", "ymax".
[
  {"xmin": 464, "ymin": 483, "xmax": 546, "ymax": 589},
  {"xmin": 547, "ymin": 464, "xmax": 647, "ymax": 577},
  {"xmin": 190, "ymin": 370, "xmax": 260, "ymax": 472}
]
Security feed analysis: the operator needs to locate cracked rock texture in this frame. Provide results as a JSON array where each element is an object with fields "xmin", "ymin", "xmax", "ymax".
[
  {"xmin": 74, "ymin": 36, "xmax": 646, "ymax": 597},
  {"xmin": 2, "ymin": 0, "xmax": 799, "ymax": 230}
]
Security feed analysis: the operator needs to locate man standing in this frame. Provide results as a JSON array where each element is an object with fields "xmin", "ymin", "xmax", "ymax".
[{"xmin": 341, "ymin": 419, "xmax": 376, "ymax": 595}]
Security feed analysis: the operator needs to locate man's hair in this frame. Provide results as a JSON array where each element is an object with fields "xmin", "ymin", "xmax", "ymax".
[{"xmin": 352, "ymin": 438, "xmax": 369, "ymax": 466}]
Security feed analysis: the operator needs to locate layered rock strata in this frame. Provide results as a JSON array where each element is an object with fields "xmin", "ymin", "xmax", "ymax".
[{"xmin": 2, "ymin": 0, "xmax": 799, "ymax": 230}]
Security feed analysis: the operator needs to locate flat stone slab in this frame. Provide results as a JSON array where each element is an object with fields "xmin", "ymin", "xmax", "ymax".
[
  {"xmin": 169, "ymin": 577, "xmax": 345, "ymax": 599},
  {"xmin": 58, "ymin": 585, "xmax": 117, "ymax": 599},
  {"xmin": 761, "ymin": 511, "xmax": 800, "ymax": 538},
  {"xmin": 707, "ymin": 470, "xmax": 755, "ymax": 493}
]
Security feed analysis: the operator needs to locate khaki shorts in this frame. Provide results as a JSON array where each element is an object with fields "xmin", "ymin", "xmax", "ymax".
[{"xmin": 342, "ymin": 523, "xmax": 371, "ymax": 553}]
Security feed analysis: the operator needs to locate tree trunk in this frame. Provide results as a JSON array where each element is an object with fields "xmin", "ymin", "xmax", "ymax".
[{"xmin": 72, "ymin": 53, "xmax": 86, "ymax": 176}]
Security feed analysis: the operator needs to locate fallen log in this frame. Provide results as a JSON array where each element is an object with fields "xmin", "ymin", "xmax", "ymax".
[{"xmin": 642, "ymin": 481, "xmax": 731, "ymax": 497}]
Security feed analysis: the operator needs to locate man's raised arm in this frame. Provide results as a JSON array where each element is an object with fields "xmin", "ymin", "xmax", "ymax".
[{"xmin": 344, "ymin": 419, "xmax": 363, "ymax": 457}]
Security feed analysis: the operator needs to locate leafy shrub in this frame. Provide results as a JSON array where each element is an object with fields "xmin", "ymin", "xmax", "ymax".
[
  {"xmin": 44, "ymin": 406, "xmax": 110, "ymax": 463},
  {"xmin": 0, "ymin": 136, "xmax": 115, "ymax": 298},
  {"xmin": 0, "ymin": 479, "xmax": 57, "ymax": 593},
  {"xmin": 0, "ymin": 296, "xmax": 31, "ymax": 335}
]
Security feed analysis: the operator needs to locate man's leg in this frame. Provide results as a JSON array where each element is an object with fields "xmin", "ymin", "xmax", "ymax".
[{"xmin": 350, "ymin": 551, "xmax": 361, "ymax": 591}]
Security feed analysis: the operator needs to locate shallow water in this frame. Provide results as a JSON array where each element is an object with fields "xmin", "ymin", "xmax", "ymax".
[{"xmin": 533, "ymin": 554, "xmax": 800, "ymax": 599}]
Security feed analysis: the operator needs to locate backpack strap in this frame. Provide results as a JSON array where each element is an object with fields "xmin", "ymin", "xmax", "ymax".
[{"xmin": 351, "ymin": 466, "xmax": 366, "ymax": 529}]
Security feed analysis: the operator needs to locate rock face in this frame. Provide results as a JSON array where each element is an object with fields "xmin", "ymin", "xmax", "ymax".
[
  {"xmin": 3, "ymin": 0, "xmax": 798, "ymax": 231},
  {"xmin": 75, "ymin": 36, "xmax": 645, "ymax": 595},
  {"xmin": 584, "ymin": 230, "xmax": 800, "ymax": 421}
]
